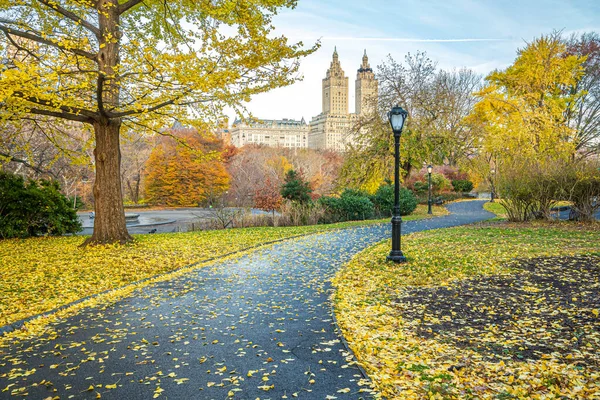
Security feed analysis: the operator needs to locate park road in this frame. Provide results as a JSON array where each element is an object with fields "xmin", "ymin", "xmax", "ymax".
[{"xmin": 0, "ymin": 200, "xmax": 493, "ymax": 399}]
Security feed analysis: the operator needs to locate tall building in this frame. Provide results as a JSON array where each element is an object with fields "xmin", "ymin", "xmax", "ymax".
[
  {"xmin": 355, "ymin": 50, "xmax": 378, "ymax": 116},
  {"xmin": 322, "ymin": 47, "xmax": 348, "ymax": 116},
  {"xmin": 227, "ymin": 48, "xmax": 378, "ymax": 152},
  {"xmin": 308, "ymin": 48, "xmax": 378, "ymax": 151},
  {"xmin": 229, "ymin": 118, "xmax": 308, "ymax": 148}
]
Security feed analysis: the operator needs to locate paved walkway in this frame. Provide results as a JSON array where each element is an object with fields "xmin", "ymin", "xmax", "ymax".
[{"xmin": 0, "ymin": 201, "xmax": 493, "ymax": 399}]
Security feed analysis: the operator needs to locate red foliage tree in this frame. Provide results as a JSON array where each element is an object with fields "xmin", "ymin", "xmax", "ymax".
[{"xmin": 254, "ymin": 177, "xmax": 283, "ymax": 216}]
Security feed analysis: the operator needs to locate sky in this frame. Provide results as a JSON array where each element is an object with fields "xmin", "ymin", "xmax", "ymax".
[{"xmin": 230, "ymin": 0, "xmax": 600, "ymax": 124}]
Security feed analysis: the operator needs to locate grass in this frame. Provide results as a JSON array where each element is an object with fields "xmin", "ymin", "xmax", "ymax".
[
  {"xmin": 483, "ymin": 201, "xmax": 507, "ymax": 219},
  {"xmin": 0, "ymin": 204, "xmax": 446, "ymax": 332},
  {"xmin": 484, "ymin": 200, "xmax": 576, "ymax": 221},
  {"xmin": 333, "ymin": 222, "xmax": 600, "ymax": 399}
]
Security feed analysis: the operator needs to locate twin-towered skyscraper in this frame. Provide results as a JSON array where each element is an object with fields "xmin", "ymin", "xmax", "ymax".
[
  {"xmin": 230, "ymin": 48, "xmax": 379, "ymax": 151},
  {"xmin": 309, "ymin": 48, "xmax": 379, "ymax": 151},
  {"xmin": 321, "ymin": 47, "xmax": 378, "ymax": 117}
]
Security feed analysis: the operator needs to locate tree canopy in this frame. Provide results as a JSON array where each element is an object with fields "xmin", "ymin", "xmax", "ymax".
[
  {"xmin": 340, "ymin": 52, "xmax": 480, "ymax": 193},
  {"xmin": 144, "ymin": 129, "xmax": 230, "ymax": 207},
  {"xmin": 467, "ymin": 33, "xmax": 586, "ymax": 186},
  {"xmin": 0, "ymin": 0, "xmax": 317, "ymax": 244}
]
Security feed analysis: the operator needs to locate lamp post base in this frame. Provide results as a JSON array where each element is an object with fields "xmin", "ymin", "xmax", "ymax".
[{"xmin": 387, "ymin": 250, "xmax": 407, "ymax": 263}]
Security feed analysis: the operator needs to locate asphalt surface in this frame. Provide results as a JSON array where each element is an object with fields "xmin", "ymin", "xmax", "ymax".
[
  {"xmin": 1, "ymin": 201, "xmax": 494, "ymax": 400},
  {"xmin": 77, "ymin": 208, "xmax": 275, "ymax": 235}
]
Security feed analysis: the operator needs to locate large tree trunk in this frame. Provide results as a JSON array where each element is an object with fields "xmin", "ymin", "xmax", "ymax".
[
  {"xmin": 81, "ymin": 0, "xmax": 131, "ymax": 245},
  {"xmin": 82, "ymin": 121, "xmax": 132, "ymax": 245}
]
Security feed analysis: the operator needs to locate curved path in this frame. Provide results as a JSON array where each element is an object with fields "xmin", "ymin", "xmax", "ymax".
[{"xmin": 0, "ymin": 201, "xmax": 494, "ymax": 399}]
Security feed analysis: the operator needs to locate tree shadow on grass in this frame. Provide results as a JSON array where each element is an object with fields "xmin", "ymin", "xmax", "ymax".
[{"xmin": 396, "ymin": 256, "xmax": 600, "ymax": 366}]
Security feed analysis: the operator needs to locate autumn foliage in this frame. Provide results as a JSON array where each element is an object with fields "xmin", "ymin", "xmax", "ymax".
[
  {"xmin": 144, "ymin": 130, "xmax": 230, "ymax": 207},
  {"xmin": 254, "ymin": 177, "xmax": 283, "ymax": 214}
]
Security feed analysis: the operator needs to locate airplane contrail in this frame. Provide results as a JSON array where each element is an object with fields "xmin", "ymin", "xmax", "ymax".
[{"xmin": 320, "ymin": 37, "xmax": 509, "ymax": 42}]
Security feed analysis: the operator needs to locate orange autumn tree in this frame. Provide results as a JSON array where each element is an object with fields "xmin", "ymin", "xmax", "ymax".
[{"xmin": 144, "ymin": 129, "xmax": 229, "ymax": 207}]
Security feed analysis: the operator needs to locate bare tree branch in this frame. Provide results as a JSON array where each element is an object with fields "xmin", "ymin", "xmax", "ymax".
[
  {"xmin": 0, "ymin": 151, "xmax": 56, "ymax": 177},
  {"xmin": 12, "ymin": 91, "xmax": 98, "ymax": 120},
  {"xmin": 118, "ymin": 0, "xmax": 145, "ymax": 14},
  {"xmin": 0, "ymin": 25, "xmax": 97, "ymax": 61},
  {"xmin": 35, "ymin": 0, "xmax": 101, "ymax": 39}
]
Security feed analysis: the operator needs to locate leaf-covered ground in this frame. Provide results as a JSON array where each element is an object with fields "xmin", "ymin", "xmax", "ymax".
[
  {"xmin": 0, "ymin": 203, "xmax": 462, "ymax": 400},
  {"xmin": 0, "ymin": 205, "xmax": 445, "ymax": 332},
  {"xmin": 333, "ymin": 223, "xmax": 600, "ymax": 399}
]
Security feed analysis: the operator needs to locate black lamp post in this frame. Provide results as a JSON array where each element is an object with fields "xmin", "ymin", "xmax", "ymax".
[
  {"xmin": 490, "ymin": 168, "xmax": 496, "ymax": 203},
  {"xmin": 427, "ymin": 165, "xmax": 433, "ymax": 215},
  {"xmin": 387, "ymin": 105, "xmax": 408, "ymax": 263}
]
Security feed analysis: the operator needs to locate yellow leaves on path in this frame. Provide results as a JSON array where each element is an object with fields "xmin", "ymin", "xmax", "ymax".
[
  {"xmin": 0, "ymin": 222, "xmax": 387, "ymax": 331},
  {"xmin": 333, "ymin": 223, "xmax": 600, "ymax": 399}
]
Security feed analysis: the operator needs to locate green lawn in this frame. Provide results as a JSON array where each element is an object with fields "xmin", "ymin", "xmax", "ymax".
[
  {"xmin": 483, "ymin": 201, "xmax": 507, "ymax": 219},
  {"xmin": 333, "ymin": 223, "xmax": 600, "ymax": 399},
  {"xmin": 0, "ymin": 204, "xmax": 446, "ymax": 338},
  {"xmin": 484, "ymin": 200, "xmax": 575, "ymax": 221}
]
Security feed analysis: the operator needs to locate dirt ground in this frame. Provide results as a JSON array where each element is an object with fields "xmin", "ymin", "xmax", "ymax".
[{"xmin": 396, "ymin": 256, "xmax": 600, "ymax": 367}]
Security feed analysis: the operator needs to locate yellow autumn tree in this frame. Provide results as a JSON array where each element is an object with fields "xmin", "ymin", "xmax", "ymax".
[
  {"xmin": 144, "ymin": 130, "xmax": 230, "ymax": 207},
  {"xmin": 469, "ymin": 33, "xmax": 585, "ymax": 168},
  {"xmin": 467, "ymin": 33, "xmax": 588, "ymax": 220},
  {"xmin": 0, "ymin": 0, "xmax": 317, "ymax": 244}
]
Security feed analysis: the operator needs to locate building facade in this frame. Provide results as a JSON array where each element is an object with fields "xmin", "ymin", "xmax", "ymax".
[
  {"xmin": 355, "ymin": 50, "xmax": 378, "ymax": 116},
  {"xmin": 229, "ymin": 118, "xmax": 308, "ymax": 148},
  {"xmin": 228, "ymin": 48, "xmax": 378, "ymax": 151},
  {"xmin": 308, "ymin": 48, "xmax": 378, "ymax": 151}
]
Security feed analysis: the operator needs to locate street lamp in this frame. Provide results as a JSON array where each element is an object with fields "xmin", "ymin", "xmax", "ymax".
[
  {"xmin": 427, "ymin": 165, "xmax": 433, "ymax": 215},
  {"xmin": 490, "ymin": 168, "xmax": 496, "ymax": 203},
  {"xmin": 387, "ymin": 105, "xmax": 408, "ymax": 263}
]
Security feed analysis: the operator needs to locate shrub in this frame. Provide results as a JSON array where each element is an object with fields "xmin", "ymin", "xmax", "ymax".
[
  {"xmin": 451, "ymin": 179, "xmax": 474, "ymax": 193},
  {"xmin": 397, "ymin": 187, "xmax": 418, "ymax": 216},
  {"xmin": 431, "ymin": 173, "xmax": 452, "ymax": 193},
  {"xmin": 412, "ymin": 181, "xmax": 428, "ymax": 194},
  {"xmin": 439, "ymin": 166, "xmax": 469, "ymax": 181},
  {"xmin": 338, "ymin": 189, "xmax": 375, "ymax": 220},
  {"xmin": 280, "ymin": 200, "xmax": 324, "ymax": 226},
  {"xmin": 497, "ymin": 157, "xmax": 578, "ymax": 221},
  {"xmin": 0, "ymin": 172, "xmax": 82, "ymax": 239},
  {"xmin": 570, "ymin": 175, "xmax": 600, "ymax": 221},
  {"xmin": 371, "ymin": 184, "xmax": 417, "ymax": 216},
  {"xmin": 563, "ymin": 161, "xmax": 600, "ymax": 222},
  {"xmin": 317, "ymin": 196, "xmax": 343, "ymax": 223},
  {"xmin": 371, "ymin": 184, "xmax": 394, "ymax": 216},
  {"xmin": 319, "ymin": 189, "xmax": 374, "ymax": 222}
]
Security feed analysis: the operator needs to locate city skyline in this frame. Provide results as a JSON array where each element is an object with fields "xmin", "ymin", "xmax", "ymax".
[{"xmin": 231, "ymin": 0, "xmax": 600, "ymax": 123}]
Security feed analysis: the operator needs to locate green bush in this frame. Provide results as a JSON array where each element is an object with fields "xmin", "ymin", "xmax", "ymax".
[
  {"xmin": 451, "ymin": 179, "xmax": 474, "ymax": 193},
  {"xmin": 318, "ymin": 196, "xmax": 343, "ymax": 223},
  {"xmin": 413, "ymin": 181, "xmax": 428, "ymax": 194},
  {"xmin": 371, "ymin": 184, "xmax": 417, "ymax": 216},
  {"xmin": 398, "ymin": 187, "xmax": 418, "ymax": 216},
  {"xmin": 431, "ymin": 173, "xmax": 452, "ymax": 193},
  {"xmin": 0, "ymin": 172, "xmax": 82, "ymax": 239},
  {"xmin": 319, "ymin": 189, "xmax": 375, "ymax": 222},
  {"xmin": 339, "ymin": 189, "xmax": 375, "ymax": 220}
]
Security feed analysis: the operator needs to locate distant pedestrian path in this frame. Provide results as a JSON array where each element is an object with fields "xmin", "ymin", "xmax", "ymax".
[
  {"xmin": 2, "ymin": 201, "xmax": 493, "ymax": 399},
  {"xmin": 77, "ymin": 207, "xmax": 274, "ymax": 235}
]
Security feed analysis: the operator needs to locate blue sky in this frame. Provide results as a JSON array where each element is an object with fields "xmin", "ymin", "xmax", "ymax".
[{"xmin": 238, "ymin": 0, "xmax": 600, "ymax": 123}]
